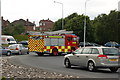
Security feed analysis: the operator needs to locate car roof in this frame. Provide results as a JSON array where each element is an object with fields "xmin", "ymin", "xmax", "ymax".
[
  {"xmin": 9, "ymin": 44, "xmax": 22, "ymax": 46},
  {"xmin": 80, "ymin": 46, "xmax": 116, "ymax": 49}
]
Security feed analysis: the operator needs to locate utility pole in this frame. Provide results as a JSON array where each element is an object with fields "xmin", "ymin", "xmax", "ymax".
[
  {"xmin": 54, "ymin": 1, "xmax": 64, "ymax": 30},
  {"xmin": 83, "ymin": 0, "xmax": 90, "ymax": 47}
]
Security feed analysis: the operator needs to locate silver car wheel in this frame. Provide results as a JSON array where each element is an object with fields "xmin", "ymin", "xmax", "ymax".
[
  {"xmin": 88, "ymin": 62, "xmax": 96, "ymax": 71},
  {"xmin": 65, "ymin": 59, "xmax": 71, "ymax": 68},
  {"xmin": 109, "ymin": 67, "xmax": 118, "ymax": 72}
]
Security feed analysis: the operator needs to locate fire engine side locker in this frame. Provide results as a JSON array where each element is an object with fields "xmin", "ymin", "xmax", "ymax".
[{"xmin": 44, "ymin": 35, "xmax": 66, "ymax": 55}]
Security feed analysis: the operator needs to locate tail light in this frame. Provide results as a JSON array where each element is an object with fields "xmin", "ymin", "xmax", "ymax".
[
  {"xmin": 97, "ymin": 55, "xmax": 108, "ymax": 59},
  {"xmin": 16, "ymin": 48, "xmax": 19, "ymax": 50}
]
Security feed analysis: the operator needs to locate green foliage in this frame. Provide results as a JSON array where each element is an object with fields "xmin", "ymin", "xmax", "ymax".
[
  {"xmin": 53, "ymin": 13, "xmax": 95, "ymax": 42},
  {"xmin": 13, "ymin": 35, "xmax": 28, "ymax": 42},
  {"xmin": 2, "ymin": 24, "xmax": 14, "ymax": 35},
  {"xmin": 1, "ymin": 77, "xmax": 6, "ymax": 80},
  {"xmin": 53, "ymin": 11, "xmax": 120, "ymax": 44},
  {"xmin": 53, "ymin": 19, "xmax": 62, "ymax": 30},
  {"xmin": 2, "ymin": 23, "xmax": 25, "ymax": 35},
  {"xmin": 13, "ymin": 24, "xmax": 25, "ymax": 35},
  {"xmin": 93, "ymin": 10, "xmax": 120, "ymax": 44},
  {"xmin": 1, "ymin": 77, "xmax": 14, "ymax": 80}
]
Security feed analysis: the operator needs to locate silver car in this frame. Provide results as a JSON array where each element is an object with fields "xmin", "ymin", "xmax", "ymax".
[
  {"xmin": 0, "ymin": 46, "xmax": 12, "ymax": 56},
  {"xmin": 8, "ymin": 44, "xmax": 29, "ymax": 55},
  {"xmin": 64, "ymin": 46, "xmax": 120, "ymax": 72}
]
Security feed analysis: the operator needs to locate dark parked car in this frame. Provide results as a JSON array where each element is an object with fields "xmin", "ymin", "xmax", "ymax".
[
  {"xmin": 18, "ymin": 41, "xmax": 28, "ymax": 45},
  {"xmin": 89, "ymin": 43, "xmax": 100, "ymax": 46},
  {"xmin": 78, "ymin": 42, "xmax": 91, "ymax": 47},
  {"xmin": 79, "ymin": 42, "xmax": 99, "ymax": 47},
  {"xmin": 104, "ymin": 42, "xmax": 120, "ymax": 48}
]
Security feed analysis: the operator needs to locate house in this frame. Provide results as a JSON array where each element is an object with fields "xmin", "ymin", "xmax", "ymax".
[
  {"xmin": 12, "ymin": 19, "xmax": 36, "ymax": 32},
  {"xmin": 36, "ymin": 19, "xmax": 54, "ymax": 31}
]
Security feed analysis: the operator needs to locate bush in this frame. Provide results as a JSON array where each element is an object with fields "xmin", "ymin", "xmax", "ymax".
[{"xmin": 13, "ymin": 35, "xmax": 28, "ymax": 42}]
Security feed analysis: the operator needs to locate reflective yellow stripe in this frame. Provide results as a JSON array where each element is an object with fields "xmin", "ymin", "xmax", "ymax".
[
  {"xmin": 55, "ymin": 46, "xmax": 59, "ymax": 48},
  {"xmin": 44, "ymin": 49, "xmax": 47, "ymax": 51},
  {"xmin": 72, "ymin": 42, "xmax": 76, "ymax": 44},
  {"xmin": 58, "ymin": 49, "xmax": 62, "ymax": 52},
  {"xmin": 50, "ymin": 49, "xmax": 52, "ymax": 53},
  {"xmin": 48, "ymin": 36, "xmax": 63, "ymax": 38},
  {"xmin": 61, "ymin": 46, "xmax": 65, "ymax": 49},
  {"xmin": 68, "ymin": 46, "xmax": 71, "ymax": 49},
  {"xmin": 65, "ymin": 49, "xmax": 68, "ymax": 52},
  {"xmin": 46, "ymin": 46, "xmax": 50, "ymax": 49}
]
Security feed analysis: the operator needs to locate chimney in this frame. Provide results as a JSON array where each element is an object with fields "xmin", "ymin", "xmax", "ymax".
[
  {"xmin": 1, "ymin": 16, "xmax": 3, "ymax": 20},
  {"xmin": 26, "ymin": 19, "xmax": 29, "ymax": 22}
]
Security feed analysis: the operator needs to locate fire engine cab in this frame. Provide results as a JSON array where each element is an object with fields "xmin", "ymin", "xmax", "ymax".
[{"xmin": 28, "ymin": 30, "xmax": 78, "ymax": 56}]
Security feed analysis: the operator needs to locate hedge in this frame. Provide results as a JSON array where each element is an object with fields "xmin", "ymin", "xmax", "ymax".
[{"xmin": 13, "ymin": 35, "xmax": 28, "ymax": 42}]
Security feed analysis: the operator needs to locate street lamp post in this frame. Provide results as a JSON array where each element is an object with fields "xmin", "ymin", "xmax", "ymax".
[
  {"xmin": 83, "ymin": 0, "xmax": 89, "ymax": 47},
  {"xmin": 54, "ymin": 1, "xmax": 64, "ymax": 30}
]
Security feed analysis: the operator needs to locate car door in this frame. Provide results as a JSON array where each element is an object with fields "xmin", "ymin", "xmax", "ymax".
[
  {"xmin": 76, "ymin": 48, "xmax": 92, "ymax": 67},
  {"xmin": 20, "ymin": 44, "xmax": 25, "ymax": 54},
  {"xmin": 69, "ymin": 48, "xmax": 83, "ymax": 65},
  {"xmin": 89, "ymin": 48, "xmax": 99, "ymax": 64}
]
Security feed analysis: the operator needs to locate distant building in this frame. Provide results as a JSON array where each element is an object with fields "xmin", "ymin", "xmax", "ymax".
[
  {"xmin": 12, "ymin": 19, "xmax": 36, "ymax": 32},
  {"xmin": 118, "ymin": 1, "xmax": 120, "ymax": 11},
  {"xmin": 36, "ymin": 19, "xmax": 54, "ymax": 31}
]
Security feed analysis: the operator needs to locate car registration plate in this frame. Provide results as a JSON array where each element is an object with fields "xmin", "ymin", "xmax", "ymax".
[{"xmin": 109, "ymin": 59, "xmax": 118, "ymax": 61}]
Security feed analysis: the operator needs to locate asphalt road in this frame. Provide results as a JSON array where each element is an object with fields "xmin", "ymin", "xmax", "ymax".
[{"xmin": 9, "ymin": 52, "xmax": 119, "ymax": 78}]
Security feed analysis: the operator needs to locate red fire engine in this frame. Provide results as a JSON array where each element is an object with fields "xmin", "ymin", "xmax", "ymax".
[{"xmin": 28, "ymin": 30, "xmax": 78, "ymax": 56}]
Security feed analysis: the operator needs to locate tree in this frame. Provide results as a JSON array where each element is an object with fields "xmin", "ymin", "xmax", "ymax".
[
  {"xmin": 53, "ymin": 19, "xmax": 62, "ymax": 30},
  {"xmin": 2, "ymin": 24, "xmax": 25, "ymax": 35},
  {"xmin": 53, "ymin": 13, "xmax": 95, "ymax": 42},
  {"xmin": 93, "ymin": 10, "xmax": 120, "ymax": 44},
  {"xmin": 13, "ymin": 24, "xmax": 25, "ymax": 35}
]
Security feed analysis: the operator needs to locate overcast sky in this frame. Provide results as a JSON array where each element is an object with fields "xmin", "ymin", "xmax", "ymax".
[{"xmin": 1, "ymin": 0, "xmax": 120, "ymax": 25}]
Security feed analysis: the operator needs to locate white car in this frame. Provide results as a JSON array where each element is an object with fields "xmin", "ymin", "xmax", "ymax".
[
  {"xmin": 64, "ymin": 46, "xmax": 120, "ymax": 72},
  {"xmin": 8, "ymin": 44, "xmax": 29, "ymax": 55}
]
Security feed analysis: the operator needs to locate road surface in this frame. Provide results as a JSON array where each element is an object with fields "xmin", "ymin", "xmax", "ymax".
[{"xmin": 9, "ymin": 52, "xmax": 119, "ymax": 78}]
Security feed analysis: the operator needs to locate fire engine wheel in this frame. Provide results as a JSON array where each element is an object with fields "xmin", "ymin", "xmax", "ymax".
[
  {"xmin": 52, "ymin": 48, "xmax": 58, "ymax": 56},
  {"xmin": 37, "ymin": 52, "xmax": 43, "ymax": 56}
]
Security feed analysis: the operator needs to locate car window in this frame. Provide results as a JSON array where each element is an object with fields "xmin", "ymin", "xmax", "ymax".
[
  {"xmin": 82, "ymin": 48, "xmax": 91, "ymax": 54},
  {"xmin": 9, "ymin": 38, "xmax": 15, "ymax": 41},
  {"xmin": 102, "ymin": 48, "xmax": 119, "ymax": 55},
  {"xmin": 91, "ymin": 48, "xmax": 99, "ymax": 54},
  {"xmin": 74, "ymin": 48, "xmax": 83, "ymax": 54}
]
